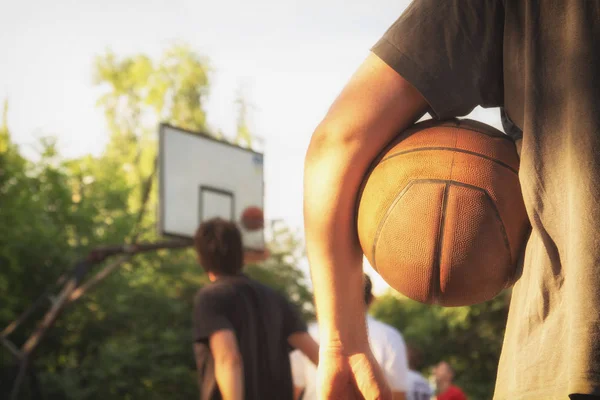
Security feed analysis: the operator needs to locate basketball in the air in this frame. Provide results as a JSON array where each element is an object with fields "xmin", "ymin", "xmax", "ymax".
[
  {"xmin": 357, "ymin": 119, "xmax": 530, "ymax": 307},
  {"xmin": 241, "ymin": 206, "xmax": 264, "ymax": 231}
]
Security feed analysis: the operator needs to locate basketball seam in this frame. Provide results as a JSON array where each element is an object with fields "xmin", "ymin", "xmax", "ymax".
[
  {"xmin": 426, "ymin": 179, "xmax": 513, "ymax": 263},
  {"xmin": 379, "ymin": 147, "xmax": 519, "ymax": 175},
  {"xmin": 435, "ymin": 130, "xmax": 460, "ymax": 302},
  {"xmin": 371, "ymin": 180, "xmax": 417, "ymax": 273},
  {"xmin": 371, "ymin": 179, "xmax": 512, "ymax": 298},
  {"xmin": 355, "ymin": 120, "xmax": 517, "ymax": 230},
  {"xmin": 432, "ymin": 183, "xmax": 450, "ymax": 304}
]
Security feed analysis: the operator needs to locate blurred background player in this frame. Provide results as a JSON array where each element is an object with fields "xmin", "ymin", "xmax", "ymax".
[
  {"xmin": 290, "ymin": 274, "xmax": 409, "ymax": 400},
  {"xmin": 192, "ymin": 218, "xmax": 319, "ymax": 400},
  {"xmin": 434, "ymin": 361, "xmax": 467, "ymax": 400},
  {"xmin": 406, "ymin": 346, "xmax": 433, "ymax": 400}
]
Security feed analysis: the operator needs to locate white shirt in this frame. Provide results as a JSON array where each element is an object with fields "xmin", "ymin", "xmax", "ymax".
[
  {"xmin": 290, "ymin": 316, "xmax": 409, "ymax": 400},
  {"xmin": 406, "ymin": 370, "xmax": 434, "ymax": 400}
]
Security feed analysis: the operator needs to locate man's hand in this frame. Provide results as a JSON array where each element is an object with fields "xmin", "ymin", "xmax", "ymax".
[{"xmin": 318, "ymin": 346, "xmax": 392, "ymax": 400}]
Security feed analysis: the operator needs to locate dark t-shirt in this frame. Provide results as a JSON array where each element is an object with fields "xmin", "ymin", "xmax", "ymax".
[
  {"xmin": 192, "ymin": 274, "xmax": 307, "ymax": 400},
  {"xmin": 372, "ymin": 1, "xmax": 600, "ymax": 399}
]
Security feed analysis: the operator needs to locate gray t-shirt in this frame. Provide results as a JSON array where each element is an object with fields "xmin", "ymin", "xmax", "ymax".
[{"xmin": 372, "ymin": 1, "xmax": 600, "ymax": 399}]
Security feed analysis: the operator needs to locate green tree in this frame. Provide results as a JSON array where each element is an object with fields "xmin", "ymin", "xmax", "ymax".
[
  {"xmin": 1, "ymin": 45, "xmax": 313, "ymax": 399},
  {"xmin": 93, "ymin": 44, "xmax": 211, "ymax": 235},
  {"xmin": 0, "ymin": 104, "xmax": 132, "ymax": 399}
]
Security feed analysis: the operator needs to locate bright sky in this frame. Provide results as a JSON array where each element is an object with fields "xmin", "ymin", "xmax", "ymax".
[{"xmin": 1, "ymin": 0, "xmax": 504, "ymax": 294}]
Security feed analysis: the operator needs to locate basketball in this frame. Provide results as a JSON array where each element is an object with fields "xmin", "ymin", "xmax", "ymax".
[
  {"xmin": 357, "ymin": 119, "xmax": 530, "ymax": 306},
  {"xmin": 241, "ymin": 206, "xmax": 264, "ymax": 231}
]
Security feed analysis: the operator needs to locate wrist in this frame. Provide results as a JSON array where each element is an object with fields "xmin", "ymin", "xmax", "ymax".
[{"xmin": 319, "ymin": 321, "xmax": 370, "ymax": 355}]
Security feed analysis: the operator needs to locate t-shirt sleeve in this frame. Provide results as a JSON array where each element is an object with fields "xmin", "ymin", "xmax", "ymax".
[
  {"xmin": 192, "ymin": 289, "xmax": 234, "ymax": 344},
  {"xmin": 382, "ymin": 329, "xmax": 410, "ymax": 392},
  {"xmin": 371, "ymin": 0, "xmax": 505, "ymax": 119}
]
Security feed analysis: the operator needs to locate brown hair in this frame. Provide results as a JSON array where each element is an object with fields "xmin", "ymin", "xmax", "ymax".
[{"xmin": 194, "ymin": 218, "xmax": 243, "ymax": 275}]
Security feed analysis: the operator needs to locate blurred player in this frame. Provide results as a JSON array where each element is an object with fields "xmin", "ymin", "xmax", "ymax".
[
  {"xmin": 192, "ymin": 218, "xmax": 318, "ymax": 400},
  {"xmin": 434, "ymin": 361, "xmax": 467, "ymax": 400}
]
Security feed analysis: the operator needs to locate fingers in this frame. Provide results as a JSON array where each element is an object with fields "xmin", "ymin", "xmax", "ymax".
[
  {"xmin": 317, "ymin": 366, "xmax": 351, "ymax": 399},
  {"xmin": 317, "ymin": 361, "xmax": 391, "ymax": 400},
  {"xmin": 351, "ymin": 357, "xmax": 392, "ymax": 400},
  {"xmin": 319, "ymin": 381, "xmax": 361, "ymax": 400}
]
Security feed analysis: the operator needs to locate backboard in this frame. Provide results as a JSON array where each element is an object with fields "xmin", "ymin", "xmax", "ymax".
[{"xmin": 158, "ymin": 124, "xmax": 265, "ymax": 251}]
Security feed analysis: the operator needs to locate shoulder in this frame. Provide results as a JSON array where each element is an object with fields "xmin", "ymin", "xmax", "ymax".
[
  {"xmin": 195, "ymin": 283, "xmax": 222, "ymax": 299},
  {"xmin": 194, "ymin": 282, "xmax": 232, "ymax": 307},
  {"xmin": 244, "ymin": 278, "xmax": 288, "ymax": 304},
  {"xmin": 252, "ymin": 279, "xmax": 298, "ymax": 309},
  {"xmin": 248, "ymin": 277, "xmax": 278, "ymax": 295}
]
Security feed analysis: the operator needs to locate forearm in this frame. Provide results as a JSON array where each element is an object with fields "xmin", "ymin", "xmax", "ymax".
[
  {"xmin": 304, "ymin": 53, "xmax": 427, "ymax": 350},
  {"xmin": 304, "ymin": 140, "xmax": 370, "ymax": 347},
  {"xmin": 214, "ymin": 358, "xmax": 244, "ymax": 400}
]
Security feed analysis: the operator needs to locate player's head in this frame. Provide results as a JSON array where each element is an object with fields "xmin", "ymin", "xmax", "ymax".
[
  {"xmin": 434, "ymin": 361, "xmax": 455, "ymax": 385},
  {"xmin": 364, "ymin": 273, "xmax": 374, "ymax": 306},
  {"xmin": 194, "ymin": 218, "xmax": 243, "ymax": 277}
]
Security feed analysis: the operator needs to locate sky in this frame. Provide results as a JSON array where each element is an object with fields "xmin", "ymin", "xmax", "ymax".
[{"xmin": 1, "ymin": 0, "xmax": 504, "ymax": 294}]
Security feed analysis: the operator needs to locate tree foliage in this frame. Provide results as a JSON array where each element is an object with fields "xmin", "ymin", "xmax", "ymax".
[{"xmin": 0, "ymin": 45, "xmax": 312, "ymax": 399}]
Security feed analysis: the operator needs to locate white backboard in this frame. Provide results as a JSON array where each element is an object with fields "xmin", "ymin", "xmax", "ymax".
[{"xmin": 158, "ymin": 124, "xmax": 265, "ymax": 251}]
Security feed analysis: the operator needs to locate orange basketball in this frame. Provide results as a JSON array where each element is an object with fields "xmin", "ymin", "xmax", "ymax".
[
  {"xmin": 357, "ymin": 119, "xmax": 530, "ymax": 306},
  {"xmin": 241, "ymin": 206, "xmax": 264, "ymax": 231}
]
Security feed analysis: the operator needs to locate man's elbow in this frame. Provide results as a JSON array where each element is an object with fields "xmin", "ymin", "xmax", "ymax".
[{"xmin": 306, "ymin": 122, "xmax": 363, "ymax": 162}]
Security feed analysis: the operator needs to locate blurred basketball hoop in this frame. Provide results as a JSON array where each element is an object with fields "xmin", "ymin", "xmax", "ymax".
[{"xmin": 158, "ymin": 124, "xmax": 267, "ymax": 262}]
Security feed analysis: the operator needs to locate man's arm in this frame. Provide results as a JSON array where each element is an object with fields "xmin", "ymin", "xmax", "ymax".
[
  {"xmin": 209, "ymin": 329, "xmax": 244, "ymax": 400},
  {"xmin": 304, "ymin": 52, "xmax": 427, "ymax": 398},
  {"xmin": 304, "ymin": 52, "xmax": 427, "ymax": 349},
  {"xmin": 193, "ymin": 342, "xmax": 213, "ymax": 400},
  {"xmin": 288, "ymin": 331, "xmax": 319, "ymax": 365}
]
